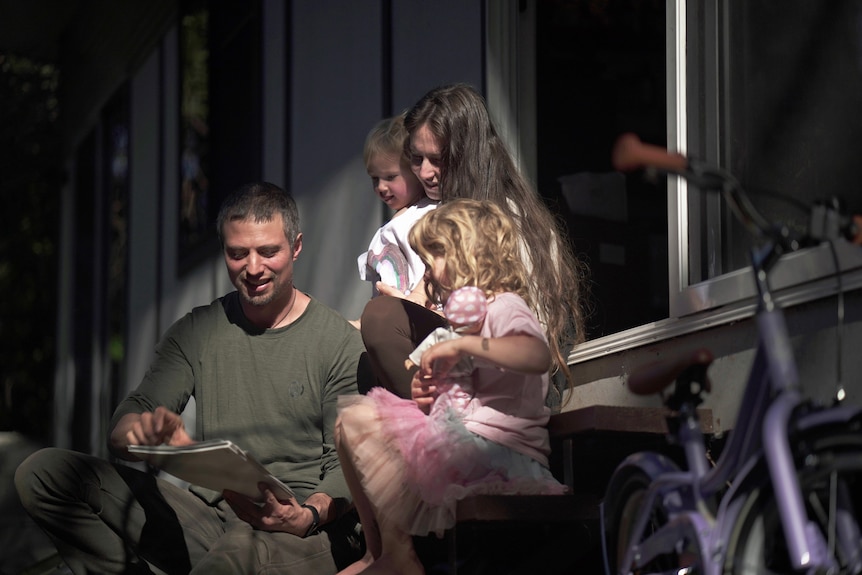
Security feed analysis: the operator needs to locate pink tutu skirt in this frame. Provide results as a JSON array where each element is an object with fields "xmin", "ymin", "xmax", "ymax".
[{"xmin": 337, "ymin": 388, "xmax": 567, "ymax": 537}]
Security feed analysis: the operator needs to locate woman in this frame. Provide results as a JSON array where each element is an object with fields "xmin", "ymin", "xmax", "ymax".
[{"xmin": 361, "ymin": 83, "xmax": 588, "ymax": 405}]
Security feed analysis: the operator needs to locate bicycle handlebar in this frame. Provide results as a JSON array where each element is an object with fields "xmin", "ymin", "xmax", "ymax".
[
  {"xmin": 612, "ymin": 132, "xmax": 688, "ymax": 174},
  {"xmin": 612, "ymin": 132, "xmax": 862, "ymax": 245}
]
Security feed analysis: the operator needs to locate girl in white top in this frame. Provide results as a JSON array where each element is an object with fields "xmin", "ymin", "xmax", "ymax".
[{"xmin": 357, "ymin": 112, "xmax": 439, "ymax": 301}]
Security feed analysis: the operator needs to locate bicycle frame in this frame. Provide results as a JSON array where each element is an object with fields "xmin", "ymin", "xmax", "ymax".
[
  {"xmin": 610, "ymin": 305, "xmax": 847, "ymax": 573},
  {"xmin": 602, "ymin": 136, "xmax": 862, "ymax": 575}
]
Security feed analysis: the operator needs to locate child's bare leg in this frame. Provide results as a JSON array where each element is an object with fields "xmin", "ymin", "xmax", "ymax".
[
  {"xmin": 335, "ymin": 405, "xmax": 384, "ymax": 574},
  {"xmin": 358, "ymin": 520, "xmax": 424, "ymax": 575},
  {"xmin": 335, "ymin": 402, "xmax": 424, "ymax": 575},
  {"xmin": 335, "ymin": 549, "xmax": 375, "ymax": 575}
]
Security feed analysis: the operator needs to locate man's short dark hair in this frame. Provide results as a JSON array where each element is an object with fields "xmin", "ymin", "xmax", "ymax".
[{"xmin": 216, "ymin": 182, "xmax": 301, "ymax": 245}]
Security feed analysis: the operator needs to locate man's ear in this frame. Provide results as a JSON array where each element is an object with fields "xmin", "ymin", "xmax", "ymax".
[{"xmin": 292, "ymin": 233, "xmax": 303, "ymax": 260}]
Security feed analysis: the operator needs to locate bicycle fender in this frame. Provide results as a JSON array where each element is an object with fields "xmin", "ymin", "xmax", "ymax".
[
  {"xmin": 600, "ymin": 452, "xmax": 684, "ymax": 575},
  {"xmin": 601, "ymin": 451, "xmax": 681, "ymax": 521},
  {"xmin": 607, "ymin": 450, "xmax": 681, "ymax": 489}
]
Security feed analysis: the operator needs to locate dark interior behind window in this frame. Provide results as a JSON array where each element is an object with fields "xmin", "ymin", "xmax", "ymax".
[
  {"xmin": 535, "ymin": 0, "xmax": 668, "ymax": 339},
  {"xmin": 724, "ymin": 0, "xmax": 862, "ymax": 274}
]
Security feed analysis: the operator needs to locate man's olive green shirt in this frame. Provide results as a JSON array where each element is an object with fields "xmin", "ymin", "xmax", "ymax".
[{"xmin": 111, "ymin": 292, "xmax": 364, "ymax": 505}]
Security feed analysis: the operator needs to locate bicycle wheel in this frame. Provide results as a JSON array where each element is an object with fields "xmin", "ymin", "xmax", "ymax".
[
  {"xmin": 725, "ymin": 432, "xmax": 862, "ymax": 575},
  {"xmin": 604, "ymin": 468, "xmax": 703, "ymax": 574}
]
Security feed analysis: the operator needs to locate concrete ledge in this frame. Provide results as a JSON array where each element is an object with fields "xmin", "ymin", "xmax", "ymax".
[
  {"xmin": 550, "ymin": 404, "xmax": 714, "ymax": 436},
  {"xmin": 455, "ymin": 493, "xmax": 600, "ymax": 523}
]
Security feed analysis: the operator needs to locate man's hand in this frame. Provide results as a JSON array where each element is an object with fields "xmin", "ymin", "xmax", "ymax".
[
  {"xmin": 125, "ymin": 406, "xmax": 193, "ymax": 448},
  {"xmin": 223, "ymin": 484, "xmax": 319, "ymax": 536},
  {"xmin": 110, "ymin": 407, "xmax": 193, "ymax": 459}
]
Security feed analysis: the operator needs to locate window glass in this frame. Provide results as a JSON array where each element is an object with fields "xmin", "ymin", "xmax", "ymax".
[
  {"xmin": 103, "ymin": 84, "xmax": 130, "ymax": 424},
  {"xmin": 179, "ymin": 0, "xmax": 211, "ymax": 267},
  {"xmin": 685, "ymin": 0, "xmax": 862, "ymax": 290},
  {"xmin": 535, "ymin": 0, "xmax": 668, "ymax": 339}
]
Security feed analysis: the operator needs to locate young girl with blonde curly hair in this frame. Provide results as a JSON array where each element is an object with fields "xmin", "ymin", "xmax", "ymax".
[{"xmin": 336, "ymin": 199, "xmax": 568, "ymax": 575}]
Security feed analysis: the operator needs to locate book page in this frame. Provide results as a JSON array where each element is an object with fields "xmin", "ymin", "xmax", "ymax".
[{"xmin": 128, "ymin": 440, "xmax": 295, "ymax": 501}]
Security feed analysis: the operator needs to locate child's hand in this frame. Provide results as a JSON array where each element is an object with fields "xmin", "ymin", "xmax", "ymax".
[
  {"xmin": 411, "ymin": 371, "xmax": 437, "ymax": 414},
  {"xmin": 419, "ymin": 339, "xmax": 462, "ymax": 379},
  {"xmin": 376, "ymin": 278, "xmax": 436, "ymax": 311},
  {"xmin": 375, "ymin": 281, "xmax": 407, "ymax": 299}
]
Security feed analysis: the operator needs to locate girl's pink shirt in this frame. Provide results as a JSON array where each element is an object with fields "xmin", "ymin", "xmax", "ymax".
[{"xmin": 460, "ymin": 292, "xmax": 552, "ymax": 466}]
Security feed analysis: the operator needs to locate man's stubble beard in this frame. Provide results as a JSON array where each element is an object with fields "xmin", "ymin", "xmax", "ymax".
[{"xmin": 237, "ymin": 273, "xmax": 288, "ymax": 308}]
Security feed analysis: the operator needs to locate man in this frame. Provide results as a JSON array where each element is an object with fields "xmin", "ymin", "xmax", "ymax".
[{"xmin": 15, "ymin": 182, "xmax": 366, "ymax": 574}]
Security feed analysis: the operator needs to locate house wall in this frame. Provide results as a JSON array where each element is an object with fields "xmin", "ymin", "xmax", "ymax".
[
  {"xmin": 288, "ymin": 1, "xmax": 484, "ymax": 318},
  {"xmin": 53, "ymin": 0, "xmax": 487, "ymax": 451},
  {"xmin": 51, "ymin": 0, "xmax": 862, "ymax": 453}
]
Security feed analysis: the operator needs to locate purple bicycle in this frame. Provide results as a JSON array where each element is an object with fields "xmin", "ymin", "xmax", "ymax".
[{"xmin": 601, "ymin": 134, "xmax": 862, "ymax": 575}]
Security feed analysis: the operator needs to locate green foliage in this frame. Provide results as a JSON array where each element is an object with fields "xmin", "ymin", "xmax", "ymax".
[{"xmin": 0, "ymin": 53, "xmax": 61, "ymax": 440}]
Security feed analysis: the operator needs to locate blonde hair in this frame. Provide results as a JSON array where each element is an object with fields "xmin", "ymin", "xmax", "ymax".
[
  {"xmin": 363, "ymin": 111, "xmax": 410, "ymax": 171},
  {"xmin": 409, "ymin": 199, "xmax": 529, "ymax": 310}
]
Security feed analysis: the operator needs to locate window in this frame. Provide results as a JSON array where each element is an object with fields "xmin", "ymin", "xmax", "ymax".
[
  {"xmin": 178, "ymin": 0, "xmax": 212, "ymax": 267},
  {"xmin": 674, "ymin": 0, "xmax": 862, "ymax": 318},
  {"xmin": 532, "ymin": 0, "xmax": 669, "ymax": 340},
  {"xmin": 177, "ymin": 0, "xmax": 262, "ymax": 273},
  {"xmin": 102, "ymin": 84, "xmax": 130, "ymax": 425},
  {"xmin": 500, "ymin": 0, "xmax": 862, "ymax": 361}
]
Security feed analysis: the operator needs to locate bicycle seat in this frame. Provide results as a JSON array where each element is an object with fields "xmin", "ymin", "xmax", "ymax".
[{"xmin": 628, "ymin": 348, "xmax": 714, "ymax": 396}]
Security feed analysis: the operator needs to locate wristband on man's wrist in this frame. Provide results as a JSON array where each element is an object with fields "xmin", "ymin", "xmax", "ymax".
[{"xmin": 301, "ymin": 503, "xmax": 319, "ymax": 537}]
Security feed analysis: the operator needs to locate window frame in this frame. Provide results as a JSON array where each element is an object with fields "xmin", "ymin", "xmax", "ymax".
[{"xmin": 668, "ymin": 0, "xmax": 862, "ymax": 322}]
